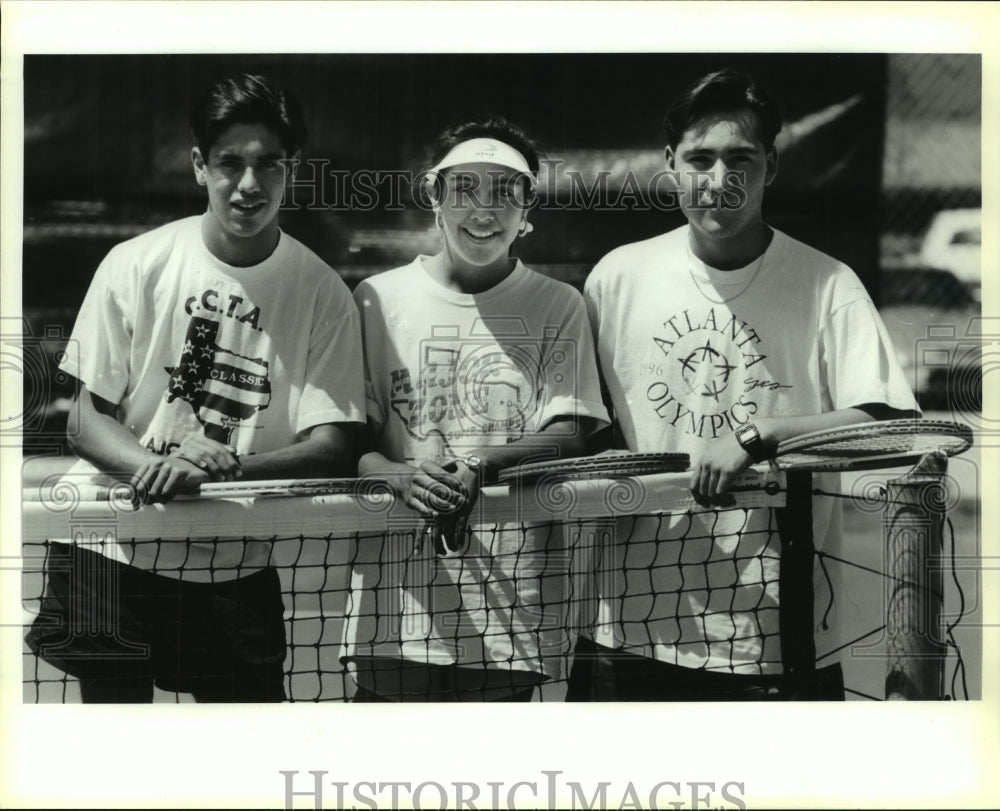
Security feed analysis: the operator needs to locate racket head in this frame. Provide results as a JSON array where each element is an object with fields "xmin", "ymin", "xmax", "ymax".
[
  {"xmin": 770, "ymin": 419, "xmax": 973, "ymax": 472},
  {"xmin": 497, "ymin": 451, "xmax": 690, "ymax": 484}
]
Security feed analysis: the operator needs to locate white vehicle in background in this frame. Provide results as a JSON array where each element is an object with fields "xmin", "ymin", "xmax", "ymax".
[
  {"xmin": 878, "ymin": 265, "xmax": 982, "ymax": 413},
  {"xmin": 919, "ymin": 208, "xmax": 982, "ymax": 298}
]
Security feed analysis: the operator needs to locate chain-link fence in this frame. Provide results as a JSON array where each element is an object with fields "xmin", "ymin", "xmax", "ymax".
[
  {"xmin": 882, "ymin": 54, "xmax": 981, "ymax": 267},
  {"xmin": 879, "ymin": 54, "xmax": 982, "ymax": 413}
]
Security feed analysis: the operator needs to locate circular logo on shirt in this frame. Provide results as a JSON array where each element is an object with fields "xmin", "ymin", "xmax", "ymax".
[
  {"xmin": 454, "ymin": 343, "xmax": 540, "ymax": 434},
  {"xmin": 677, "ymin": 336, "xmax": 742, "ymax": 403}
]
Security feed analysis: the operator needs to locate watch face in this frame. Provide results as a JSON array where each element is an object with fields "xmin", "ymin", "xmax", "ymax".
[
  {"xmin": 735, "ymin": 424, "xmax": 765, "ymax": 461},
  {"xmin": 462, "ymin": 456, "xmax": 485, "ymax": 473}
]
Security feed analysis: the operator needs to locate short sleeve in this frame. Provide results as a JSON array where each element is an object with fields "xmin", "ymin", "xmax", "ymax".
[
  {"xmin": 534, "ymin": 289, "xmax": 611, "ymax": 433},
  {"xmin": 58, "ymin": 246, "xmax": 136, "ymax": 405},
  {"xmin": 295, "ymin": 273, "xmax": 367, "ymax": 433},
  {"xmin": 582, "ymin": 261, "xmax": 604, "ymax": 341},
  {"xmin": 820, "ymin": 296, "xmax": 920, "ymax": 414},
  {"xmin": 352, "ymin": 281, "xmax": 387, "ymax": 428}
]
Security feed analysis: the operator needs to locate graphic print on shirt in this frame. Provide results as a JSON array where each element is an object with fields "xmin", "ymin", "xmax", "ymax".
[
  {"xmin": 162, "ymin": 315, "xmax": 271, "ymax": 445},
  {"xmin": 645, "ymin": 306, "xmax": 791, "ymax": 439},
  {"xmin": 388, "ymin": 338, "xmax": 549, "ymax": 450}
]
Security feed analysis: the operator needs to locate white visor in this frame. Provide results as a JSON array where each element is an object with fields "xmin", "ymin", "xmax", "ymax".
[{"xmin": 429, "ymin": 137, "xmax": 534, "ymax": 177}]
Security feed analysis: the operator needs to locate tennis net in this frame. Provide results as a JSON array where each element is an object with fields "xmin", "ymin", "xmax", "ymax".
[{"xmin": 21, "ymin": 465, "xmax": 964, "ymax": 701}]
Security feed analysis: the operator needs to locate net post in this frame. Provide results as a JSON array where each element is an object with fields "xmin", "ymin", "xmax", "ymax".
[
  {"xmin": 884, "ymin": 451, "xmax": 948, "ymax": 700},
  {"xmin": 774, "ymin": 469, "xmax": 817, "ymax": 698}
]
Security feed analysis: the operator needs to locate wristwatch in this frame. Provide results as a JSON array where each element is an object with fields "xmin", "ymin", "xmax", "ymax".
[
  {"xmin": 735, "ymin": 423, "xmax": 767, "ymax": 462},
  {"xmin": 460, "ymin": 455, "xmax": 487, "ymax": 478}
]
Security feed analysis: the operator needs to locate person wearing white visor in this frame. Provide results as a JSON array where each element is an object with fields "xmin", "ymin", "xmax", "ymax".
[
  {"xmin": 346, "ymin": 115, "xmax": 610, "ymax": 702},
  {"xmin": 421, "ymin": 135, "xmax": 538, "ymax": 294}
]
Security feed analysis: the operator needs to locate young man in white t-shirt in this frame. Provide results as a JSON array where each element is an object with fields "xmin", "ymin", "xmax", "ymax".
[
  {"xmin": 26, "ymin": 74, "xmax": 365, "ymax": 702},
  {"xmin": 569, "ymin": 68, "xmax": 919, "ymax": 700}
]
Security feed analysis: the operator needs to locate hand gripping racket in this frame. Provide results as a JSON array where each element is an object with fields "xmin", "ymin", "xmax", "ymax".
[
  {"xmin": 432, "ymin": 453, "xmax": 690, "ymax": 557},
  {"xmin": 765, "ymin": 419, "xmax": 973, "ymax": 473}
]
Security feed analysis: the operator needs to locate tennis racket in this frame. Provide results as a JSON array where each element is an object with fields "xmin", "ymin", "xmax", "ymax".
[
  {"xmin": 75, "ymin": 477, "xmax": 370, "ymax": 504},
  {"xmin": 187, "ymin": 478, "xmax": 370, "ymax": 499},
  {"xmin": 497, "ymin": 451, "xmax": 690, "ymax": 484},
  {"xmin": 765, "ymin": 419, "xmax": 973, "ymax": 473}
]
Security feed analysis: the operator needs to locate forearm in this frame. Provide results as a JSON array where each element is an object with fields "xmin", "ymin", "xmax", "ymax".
[
  {"xmin": 465, "ymin": 418, "xmax": 591, "ymax": 481},
  {"xmin": 754, "ymin": 403, "xmax": 915, "ymax": 457},
  {"xmin": 67, "ymin": 391, "xmax": 156, "ymax": 478},
  {"xmin": 691, "ymin": 405, "xmax": 918, "ymax": 506},
  {"xmin": 358, "ymin": 449, "xmax": 418, "ymax": 480},
  {"xmin": 68, "ymin": 387, "xmax": 212, "ymax": 501},
  {"xmin": 239, "ymin": 424, "xmax": 358, "ymax": 480}
]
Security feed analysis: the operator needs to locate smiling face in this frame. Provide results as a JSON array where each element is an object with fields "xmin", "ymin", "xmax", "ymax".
[
  {"xmin": 192, "ymin": 122, "xmax": 291, "ymax": 266},
  {"xmin": 667, "ymin": 110, "xmax": 777, "ymax": 256},
  {"xmin": 434, "ymin": 162, "xmax": 530, "ymax": 275}
]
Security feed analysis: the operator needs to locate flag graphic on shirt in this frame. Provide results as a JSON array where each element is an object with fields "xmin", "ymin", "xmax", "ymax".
[{"xmin": 164, "ymin": 316, "xmax": 271, "ymax": 443}]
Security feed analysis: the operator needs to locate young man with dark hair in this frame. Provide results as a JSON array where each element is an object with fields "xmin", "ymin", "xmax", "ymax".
[
  {"xmin": 26, "ymin": 73, "xmax": 365, "ymax": 702},
  {"xmin": 569, "ymin": 68, "xmax": 918, "ymax": 701}
]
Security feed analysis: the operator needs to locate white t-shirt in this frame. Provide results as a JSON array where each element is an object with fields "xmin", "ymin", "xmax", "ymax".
[
  {"xmin": 346, "ymin": 257, "xmax": 609, "ymax": 680},
  {"xmin": 58, "ymin": 215, "xmax": 366, "ymax": 580},
  {"xmin": 584, "ymin": 225, "xmax": 918, "ymax": 673}
]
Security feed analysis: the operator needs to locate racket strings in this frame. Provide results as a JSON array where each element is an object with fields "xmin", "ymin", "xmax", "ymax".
[
  {"xmin": 773, "ymin": 420, "xmax": 973, "ymax": 468},
  {"xmin": 497, "ymin": 452, "xmax": 690, "ymax": 483},
  {"xmin": 788, "ymin": 435, "xmax": 967, "ymax": 456}
]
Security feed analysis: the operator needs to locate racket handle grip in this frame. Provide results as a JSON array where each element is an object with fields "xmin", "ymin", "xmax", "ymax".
[{"xmin": 430, "ymin": 512, "xmax": 471, "ymax": 558}]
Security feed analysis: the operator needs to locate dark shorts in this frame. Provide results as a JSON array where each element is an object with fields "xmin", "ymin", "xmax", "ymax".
[
  {"xmin": 25, "ymin": 542, "xmax": 287, "ymax": 702},
  {"xmin": 565, "ymin": 637, "xmax": 844, "ymax": 701},
  {"xmin": 346, "ymin": 656, "xmax": 546, "ymax": 702}
]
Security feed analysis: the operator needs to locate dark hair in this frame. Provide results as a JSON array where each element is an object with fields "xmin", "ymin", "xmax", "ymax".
[
  {"xmin": 419, "ymin": 114, "xmax": 543, "ymax": 206},
  {"xmin": 189, "ymin": 74, "xmax": 307, "ymax": 157},
  {"xmin": 664, "ymin": 68, "xmax": 782, "ymax": 150}
]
